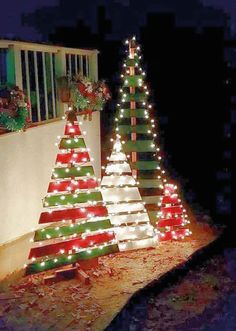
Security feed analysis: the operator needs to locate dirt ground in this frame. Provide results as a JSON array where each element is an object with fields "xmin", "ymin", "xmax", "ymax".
[{"xmin": 0, "ymin": 222, "xmax": 217, "ymax": 331}]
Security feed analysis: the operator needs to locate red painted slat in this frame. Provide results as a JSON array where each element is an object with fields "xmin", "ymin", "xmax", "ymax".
[
  {"xmin": 162, "ymin": 195, "xmax": 178, "ymax": 205},
  {"xmin": 29, "ymin": 232, "xmax": 115, "ymax": 258},
  {"xmin": 159, "ymin": 228, "xmax": 187, "ymax": 241},
  {"xmin": 48, "ymin": 178, "xmax": 98, "ymax": 193},
  {"xmin": 158, "ymin": 217, "xmax": 183, "ymax": 227},
  {"xmin": 161, "ymin": 206, "xmax": 182, "ymax": 217},
  {"xmin": 39, "ymin": 206, "xmax": 108, "ymax": 224},
  {"xmin": 56, "ymin": 152, "xmax": 90, "ymax": 164},
  {"xmin": 64, "ymin": 123, "xmax": 81, "ymax": 136}
]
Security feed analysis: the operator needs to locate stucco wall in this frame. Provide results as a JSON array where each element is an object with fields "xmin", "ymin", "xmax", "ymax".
[{"xmin": 0, "ymin": 112, "xmax": 101, "ymax": 245}]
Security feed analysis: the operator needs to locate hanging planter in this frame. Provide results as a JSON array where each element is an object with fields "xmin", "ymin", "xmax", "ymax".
[
  {"xmin": 57, "ymin": 73, "xmax": 111, "ymax": 121},
  {"xmin": 0, "ymin": 86, "xmax": 30, "ymax": 132}
]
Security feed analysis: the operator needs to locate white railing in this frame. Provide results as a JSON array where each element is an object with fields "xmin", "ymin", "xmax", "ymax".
[{"xmin": 0, "ymin": 40, "xmax": 98, "ymax": 123}]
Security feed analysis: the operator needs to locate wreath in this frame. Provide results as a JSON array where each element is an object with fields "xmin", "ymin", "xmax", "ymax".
[
  {"xmin": 57, "ymin": 73, "xmax": 111, "ymax": 120},
  {"xmin": 0, "ymin": 86, "xmax": 29, "ymax": 132}
]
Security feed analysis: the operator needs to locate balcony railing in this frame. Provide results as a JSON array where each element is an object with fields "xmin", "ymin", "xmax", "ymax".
[{"xmin": 0, "ymin": 40, "xmax": 98, "ymax": 123}]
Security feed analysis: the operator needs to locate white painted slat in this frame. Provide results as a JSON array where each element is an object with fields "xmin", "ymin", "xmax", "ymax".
[
  {"xmin": 115, "ymin": 225, "xmax": 155, "ymax": 241},
  {"xmin": 106, "ymin": 162, "xmax": 131, "ymax": 174},
  {"xmin": 79, "ymin": 55, "xmax": 83, "ymax": 75},
  {"xmin": 49, "ymin": 53, "xmax": 56, "ymax": 118},
  {"xmin": 68, "ymin": 54, "xmax": 72, "ymax": 77},
  {"xmin": 42, "ymin": 52, "xmax": 49, "ymax": 120},
  {"xmin": 101, "ymin": 175, "xmax": 136, "ymax": 187},
  {"xmin": 75, "ymin": 55, "xmax": 78, "ymax": 74},
  {"xmin": 24, "ymin": 50, "xmax": 32, "ymax": 121},
  {"xmin": 110, "ymin": 213, "xmax": 150, "ymax": 226},
  {"xmin": 101, "ymin": 187, "xmax": 141, "ymax": 203},
  {"xmin": 118, "ymin": 237, "xmax": 157, "ymax": 251},
  {"xmin": 85, "ymin": 55, "xmax": 89, "ymax": 76},
  {"xmin": 106, "ymin": 202, "xmax": 145, "ymax": 215},
  {"xmin": 33, "ymin": 51, "xmax": 41, "ymax": 122}
]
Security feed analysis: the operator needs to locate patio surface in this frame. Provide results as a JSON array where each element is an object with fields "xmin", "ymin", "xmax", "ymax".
[{"xmin": 0, "ymin": 221, "xmax": 217, "ymax": 331}]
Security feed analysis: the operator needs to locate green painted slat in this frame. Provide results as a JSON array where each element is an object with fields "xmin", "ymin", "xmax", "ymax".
[
  {"xmin": 59, "ymin": 138, "xmax": 85, "ymax": 149},
  {"xmin": 138, "ymin": 179, "xmax": 163, "ymax": 188},
  {"xmin": 123, "ymin": 75, "xmax": 143, "ymax": 87},
  {"xmin": 26, "ymin": 244, "xmax": 119, "ymax": 274},
  {"xmin": 52, "ymin": 166, "xmax": 94, "ymax": 179},
  {"xmin": 125, "ymin": 57, "xmax": 139, "ymax": 67},
  {"xmin": 142, "ymin": 195, "xmax": 162, "ymax": 204},
  {"xmin": 123, "ymin": 140, "xmax": 155, "ymax": 153},
  {"xmin": 34, "ymin": 219, "xmax": 112, "ymax": 241},
  {"xmin": 122, "ymin": 93, "xmax": 147, "ymax": 103},
  {"xmin": 118, "ymin": 124, "xmax": 151, "ymax": 134},
  {"xmin": 44, "ymin": 191, "xmax": 102, "ymax": 207},
  {"xmin": 131, "ymin": 161, "xmax": 160, "ymax": 170},
  {"xmin": 147, "ymin": 211, "xmax": 158, "ymax": 225},
  {"xmin": 138, "ymin": 171, "xmax": 159, "ymax": 179},
  {"xmin": 121, "ymin": 109, "xmax": 147, "ymax": 118}
]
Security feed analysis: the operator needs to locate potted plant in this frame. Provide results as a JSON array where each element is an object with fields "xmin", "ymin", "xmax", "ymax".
[{"xmin": 56, "ymin": 75, "xmax": 71, "ymax": 103}]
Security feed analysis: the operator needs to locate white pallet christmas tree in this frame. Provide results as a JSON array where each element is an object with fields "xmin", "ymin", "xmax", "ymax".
[{"xmin": 101, "ymin": 136, "xmax": 157, "ymax": 251}]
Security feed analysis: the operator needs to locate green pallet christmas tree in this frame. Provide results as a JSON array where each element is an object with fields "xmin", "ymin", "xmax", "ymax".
[
  {"xmin": 26, "ymin": 112, "xmax": 119, "ymax": 275},
  {"xmin": 115, "ymin": 37, "xmax": 191, "ymax": 241}
]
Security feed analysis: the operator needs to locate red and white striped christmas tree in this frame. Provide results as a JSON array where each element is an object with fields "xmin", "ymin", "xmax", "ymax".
[{"xmin": 26, "ymin": 112, "xmax": 119, "ymax": 275}]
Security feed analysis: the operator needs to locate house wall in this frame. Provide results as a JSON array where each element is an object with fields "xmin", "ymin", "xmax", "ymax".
[{"xmin": 0, "ymin": 112, "xmax": 101, "ymax": 245}]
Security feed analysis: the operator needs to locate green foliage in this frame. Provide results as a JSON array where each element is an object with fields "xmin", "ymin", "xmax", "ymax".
[{"xmin": 0, "ymin": 107, "xmax": 28, "ymax": 131}]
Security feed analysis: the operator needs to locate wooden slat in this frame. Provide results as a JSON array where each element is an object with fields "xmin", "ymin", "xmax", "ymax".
[
  {"xmin": 42, "ymin": 52, "xmax": 49, "ymax": 120},
  {"xmin": 33, "ymin": 51, "xmax": 41, "ymax": 122},
  {"xmin": 24, "ymin": 50, "xmax": 32, "ymax": 121}
]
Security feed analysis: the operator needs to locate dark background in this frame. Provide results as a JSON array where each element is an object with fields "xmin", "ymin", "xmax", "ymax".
[{"xmin": 0, "ymin": 0, "xmax": 234, "ymax": 232}]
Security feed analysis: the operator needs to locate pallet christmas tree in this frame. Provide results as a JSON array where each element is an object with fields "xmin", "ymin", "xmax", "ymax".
[
  {"xmin": 101, "ymin": 136, "xmax": 157, "ymax": 251},
  {"xmin": 115, "ymin": 36, "xmax": 191, "ymax": 241},
  {"xmin": 26, "ymin": 112, "xmax": 119, "ymax": 275}
]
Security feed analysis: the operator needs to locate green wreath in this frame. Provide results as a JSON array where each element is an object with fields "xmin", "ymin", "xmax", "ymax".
[{"xmin": 0, "ymin": 107, "xmax": 28, "ymax": 132}]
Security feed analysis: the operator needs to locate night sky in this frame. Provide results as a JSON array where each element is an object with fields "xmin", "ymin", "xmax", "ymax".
[{"xmin": 0, "ymin": 0, "xmax": 236, "ymax": 40}]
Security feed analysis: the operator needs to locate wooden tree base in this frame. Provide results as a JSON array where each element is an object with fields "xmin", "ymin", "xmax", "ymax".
[{"xmin": 43, "ymin": 259, "xmax": 99, "ymax": 285}]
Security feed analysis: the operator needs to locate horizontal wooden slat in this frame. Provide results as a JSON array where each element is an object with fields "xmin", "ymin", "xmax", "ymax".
[
  {"xmin": 122, "ymin": 93, "xmax": 147, "ymax": 103},
  {"xmin": 27, "ymin": 243, "xmax": 119, "ymax": 274},
  {"xmin": 125, "ymin": 57, "xmax": 139, "ymax": 67},
  {"xmin": 161, "ymin": 206, "xmax": 183, "ymax": 217},
  {"xmin": 34, "ymin": 219, "xmax": 112, "ymax": 241},
  {"xmin": 64, "ymin": 123, "xmax": 81, "ymax": 136},
  {"xmin": 59, "ymin": 138, "xmax": 86, "ymax": 149},
  {"xmin": 123, "ymin": 140, "xmax": 155, "ymax": 152},
  {"xmin": 39, "ymin": 206, "xmax": 108, "ymax": 224},
  {"xmin": 52, "ymin": 166, "xmax": 94, "ymax": 179},
  {"xmin": 118, "ymin": 124, "xmax": 151, "ymax": 134},
  {"xmin": 158, "ymin": 217, "xmax": 183, "ymax": 227},
  {"xmin": 48, "ymin": 178, "xmax": 97, "ymax": 193},
  {"xmin": 120, "ymin": 108, "xmax": 147, "ymax": 118},
  {"xmin": 138, "ymin": 179, "xmax": 163, "ymax": 188},
  {"xmin": 131, "ymin": 161, "xmax": 160, "ymax": 170},
  {"xmin": 123, "ymin": 75, "xmax": 143, "ymax": 87},
  {"xmin": 56, "ymin": 152, "xmax": 90, "ymax": 164},
  {"xmin": 142, "ymin": 195, "xmax": 162, "ymax": 204},
  {"xmin": 44, "ymin": 191, "xmax": 102, "ymax": 207}
]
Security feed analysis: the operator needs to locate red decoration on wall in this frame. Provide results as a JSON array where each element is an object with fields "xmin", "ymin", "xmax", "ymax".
[
  {"xmin": 39, "ymin": 206, "xmax": 108, "ymax": 224},
  {"xmin": 29, "ymin": 232, "xmax": 115, "ymax": 258}
]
